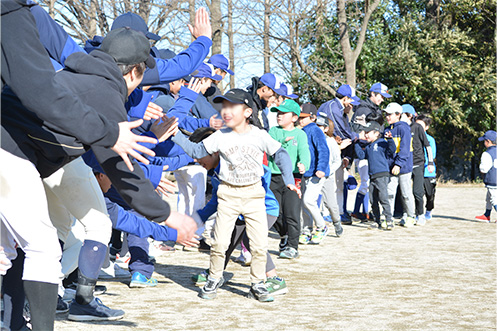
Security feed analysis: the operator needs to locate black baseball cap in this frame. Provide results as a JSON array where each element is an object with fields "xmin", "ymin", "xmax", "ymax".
[
  {"xmin": 213, "ymin": 89, "xmax": 252, "ymax": 108},
  {"xmin": 100, "ymin": 27, "xmax": 156, "ymax": 69},
  {"xmin": 300, "ymin": 103, "xmax": 318, "ymax": 117},
  {"xmin": 363, "ymin": 121, "xmax": 382, "ymax": 133}
]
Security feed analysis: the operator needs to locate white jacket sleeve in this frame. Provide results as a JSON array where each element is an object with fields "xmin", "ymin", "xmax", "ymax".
[{"xmin": 480, "ymin": 151, "xmax": 493, "ymax": 174}]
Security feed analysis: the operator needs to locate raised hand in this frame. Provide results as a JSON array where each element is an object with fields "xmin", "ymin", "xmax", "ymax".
[
  {"xmin": 164, "ymin": 211, "xmax": 200, "ymax": 247},
  {"xmin": 340, "ymin": 138, "xmax": 352, "ymax": 150},
  {"xmin": 187, "ymin": 7, "xmax": 212, "ymax": 40},
  {"xmin": 156, "ymin": 176, "xmax": 177, "ymax": 197},
  {"xmin": 150, "ymin": 116, "xmax": 179, "ymax": 142},
  {"xmin": 112, "ymin": 119, "xmax": 157, "ymax": 171},
  {"xmin": 143, "ymin": 102, "xmax": 164, "ymax": 121},
  {"xmin": 187, "ymin": 77, "xmax": 203, "ymax": 94}
]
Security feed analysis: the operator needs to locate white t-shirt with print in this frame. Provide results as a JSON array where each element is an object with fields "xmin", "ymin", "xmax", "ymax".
[{"xmin": 202, "ymin": 125, "xmax": 281, "ymax": 186}]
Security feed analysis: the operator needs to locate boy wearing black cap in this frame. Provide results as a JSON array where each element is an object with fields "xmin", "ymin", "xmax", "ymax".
[
  {"xmin": 172, "ymin": 88, "xmax": 298, "ymax": 302},
  {"xmin": 355, "ymin": 122, "xmax": 397, "ymax": 229},
  {"xmin": 476, "ymin": 130, "xmax": 497, "ymax": 222}
]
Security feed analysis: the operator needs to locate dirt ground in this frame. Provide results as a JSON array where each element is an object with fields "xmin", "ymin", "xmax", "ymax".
[{"xmin": 55, "ymin": 185, "xmax": 496, "ymax": 331}]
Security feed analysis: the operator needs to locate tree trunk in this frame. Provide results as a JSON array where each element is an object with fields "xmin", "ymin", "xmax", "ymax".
[
  {"xmin": 188, "ymin": 0, "xmax": 196, "ymax": 43},
  {"xmin": 263, "ymin": 0, "xmax": 271, "ymax": 73},
  {"xmin": 288, "ymin": 0, "xmax": 297, "ymax": 77},
  {"xmin": 210, "ymin": 0, "xmax": 223, "ymax": 54},
  {"xmin": 227, "ymin": 0, "xmax": 235, "ymax": 89}
]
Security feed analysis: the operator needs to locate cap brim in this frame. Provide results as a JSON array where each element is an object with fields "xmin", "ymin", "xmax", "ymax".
[
  {"xmin": 146, "ymin": 32, "xmax": 161, "ymax": 41},
  {"xmin": 299, "ymin": 113, "xmax": 311, "ymax": 117},
  {"xmin": 287, "ymin": 93, "xmax": 298, "ymax": 99},
  {"xmin": 478, "ymin": 136, "xmax": 486, "ymax": 141},
  {"xmin": 380, "ymin": 92, "xmax": 392, "ymax": 98},
  {"xmin": 227, "ymin": 69, "xmax": 235, "ymax": 75},
  {"xmin": 213, "ymin": 95, "xmax": 244, "ymax": 104},
  {"xmin": 145, "ymin": 55, "xmax": 156, "ymax": 69},
  {"xmin": 213, "ymin": 74, "xmax": 223, "ymax": 81}
]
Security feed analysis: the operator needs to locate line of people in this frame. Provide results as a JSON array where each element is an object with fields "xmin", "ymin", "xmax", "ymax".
[{"xmin": 0, "ymin": 3, "xmax": 461, "ymax": 330}]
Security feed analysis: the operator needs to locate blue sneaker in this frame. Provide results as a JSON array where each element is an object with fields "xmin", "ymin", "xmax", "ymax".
[
  {"xmin": 323, "ymin": 215, "xmax": 333, "ymax": 223},
  {"xmin": 425, "ymin": 211, "xmax": 432, "ymax": 220},
  {"xmin": 129, "ymin": 272, "xmax": 158, "ymax": 288},
  {"xmin": 68, "ymin": 298, "xmax": 125, "ymax": 321}
]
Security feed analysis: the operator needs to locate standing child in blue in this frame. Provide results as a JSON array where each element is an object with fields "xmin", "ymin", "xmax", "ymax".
[
  {"xmin": 298, "ymin": 104, "xmax": 331, "ymax": 245},
  {"xmin": 383, "ymin": 102, "xmax": 416, "ymax": 227},
  {"xmin": 416, "ymin": 115, "xmax": 437, "ymax": 220},
  {"xmin": 475, "ymin": 130, "xmax": 497, "ymax": 222},
  {"xmin": 355, "ymin": 121, "xmax": 397, "ymax": 229}
]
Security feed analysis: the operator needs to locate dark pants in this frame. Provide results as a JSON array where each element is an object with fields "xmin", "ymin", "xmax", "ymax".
[
  {"xmin": 370, "ymin": 176, "xmax": 392, "ymax": 222},
  {"xmin": 2, "ymin": 249, "xmax": 26, "ymax": 331},
  {"xmin": 412, "ymin": 166, "xmax": 425, "ymax": 216},
  {"xmin": 224, "ymin": 214, "xmax": 277, "ymax": 273},
  {"xmin": 424, "ymin": 177, "xmax": 437, "ymax": 211},
  {"xmin": 270, "ymin": 174, "xmax": 301, "ymax": 250}
]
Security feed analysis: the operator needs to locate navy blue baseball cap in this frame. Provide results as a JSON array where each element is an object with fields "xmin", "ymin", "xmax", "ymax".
[
  {"xmin": 479, "ymin": 130, "xmax": 497, "ymax": 142},
  {"xmin": 111, "ymin": 12, "xmax": 161, "ymax": 41},
  {"xmin": 370, "ymin": 82, "xmax": 392, "ymax": 98},
  {"xmin": 260, "ymin": 73, "xmax": 285, "ymax": 95},
  {"xmin": 337, "ymin": 84, "xmax": 361, "ymax": 105},
  {"xmin": 279, "ymin": 82, "xmax": 298, "ymax": 99},
  {"xmin": 207, "ymin": 54, "xmax": 234, "ymax": 75},
  {"xmin": 193, "ymin": 63, "xmax": 223, "ymax": 81}
]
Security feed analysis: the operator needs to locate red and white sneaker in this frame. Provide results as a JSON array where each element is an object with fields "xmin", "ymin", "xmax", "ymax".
[
  {"xmin": 114, "ymin": 252, "xmax": 131, "ymax": 270},
  {"xmin": 475, "ymin": 215, "xmax": 491, "ymax": 222}
]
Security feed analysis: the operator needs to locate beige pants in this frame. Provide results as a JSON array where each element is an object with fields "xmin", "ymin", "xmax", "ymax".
[{"xmin": 210, "ymin": 181, "xmax": 267, "ymax": 284}]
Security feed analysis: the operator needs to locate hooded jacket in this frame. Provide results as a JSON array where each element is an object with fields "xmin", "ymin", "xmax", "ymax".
[
  {"xmin": 1, "ymin": 50, "xmax": 172, "ymax": 223},
  {"xmin": 246, "ymin": 77, "xmax": 269, "ymax": 131},
  {"xmin": 351, "ymin": 97, "xmax": 382, "ymax": 133},
  {"xmin": 384, "ymin": 121, "xmax": 413, "ymax": 174}
]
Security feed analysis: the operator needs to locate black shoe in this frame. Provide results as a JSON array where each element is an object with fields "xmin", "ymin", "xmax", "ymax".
[
  {"xmin": 248, "ymin": 282, "xmax": 274, "ymax": 302},
  {"xmin": 279, "ymin": 235, "xmax": 288, "ymax": 252},
  {"xmin": 198, "ymin": 239, "xmax": 211, "ymax": 252},
  {"xmin": 56, "ymin": 295, "xmax": 69, "ymax": 314}
]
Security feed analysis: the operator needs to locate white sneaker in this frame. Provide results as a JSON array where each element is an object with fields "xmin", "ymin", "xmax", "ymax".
[
  {"xmin": 416, "ymin": 215, "xmax": 426, "ymax": 226},
  {"xmin": 98, "ymin": 261, "xmax": 131, "ymax": 280},
  {"xmin": 242, "ymin": 250, "xmax": 252, "ymax": 266},
  {"xmin": 114, "ymin": 252, "xmax": 131, "ymax": 270}
]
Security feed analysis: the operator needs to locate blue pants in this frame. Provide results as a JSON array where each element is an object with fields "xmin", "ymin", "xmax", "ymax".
[{"xmin": 128, "ymin": 234, "xmax": 154, "ymax": 279}]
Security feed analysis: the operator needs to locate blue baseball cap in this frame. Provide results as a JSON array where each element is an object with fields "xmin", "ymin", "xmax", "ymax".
[
  {"xmin": 193, "ymin": 63, "xmax": 223, "ymax": 81},
  {"xmin": 370, "ymin": 82, "xmax": 392, "ymax": 98},
  {"xmin": 479, "ymin": 130, "xmax": 497, "ymax": 142},
  {"xmin": 279, "ymin": 83, "xmax": 298, "ymax": 99},
  {"xmin": 207, "ymin": 54, "xmax": 234, "ymax": 75},
  {"xmin": 402, "ymin": 104, "xmax": 417, "ymax": 116},
  {"xmin": 336, "ymin": 84, "xmax": 361, "ymax": 105},
  {"xmin": 111, "ymin": 12, "xmax": 161, "ymax": 41},
  {"xmin": 260, "ymin": 73, "xmax": 285, "ymax": 95}
]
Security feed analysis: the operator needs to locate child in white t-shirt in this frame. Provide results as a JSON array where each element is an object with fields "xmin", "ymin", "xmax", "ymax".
[{"xmin": 172, "ymin": 88, "xmax": 298, "ymax": 302}]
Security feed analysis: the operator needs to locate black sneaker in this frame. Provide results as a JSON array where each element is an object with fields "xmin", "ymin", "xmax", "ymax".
[
  {"xmin": 198, "ymin": 239, "xmax": 211, "ymax": 252},
  {"xmin": 200, "ymin": 276, "xmax": 224, "ymax": 300},
  {"xmin": 56, "ymin": 295, "xmax": 70, "ymax": 314},
  {"xmin": 248, "ymin": 282, "xmax": 274, "ymax": 302},
  {"xmin": 279, "ymin": 235, "xmax": 288, "ymax": 252},
  {"xmin": 68, "ymin": 298, "xmax": 125, "ymax": 321}
]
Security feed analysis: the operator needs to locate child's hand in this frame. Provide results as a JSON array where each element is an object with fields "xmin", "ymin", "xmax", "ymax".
[
  {"xmin": 342, "ymin": 158, "xmax": 350, "ymax": 168},
  {"xmin": 335, "ymin": 136, "xmax": 343, "ymax": 144},
  {"xmin": 316, "ymin": 170, "xmax": 325, "ymax": 178},
  {"xmin": 209, "ymin": 115, "xmax": 223, "ymax": 130},
  {"xmin": 359, "ymin": 131, "xmax": 366, "ymax": 141},
  {"xmin": 384, "ymin": 131, "xmax": 393, "ymax": 139},
  {"xmin": 287, "ymin": 184, "xmax": 301, "ymax": 198},
  {"xmin": 187, "ymin": 77, "xmax": 202, "ymax": 94},
  {"xmin": 164, "ymin": 211, "xmax": 200, "ymax": 247},
  {"xmin": 143, "ymin": 102, "xmax": 163, "ymax": 121},
  {"xmin": 428, "ymin": 165, "xmax": 435, "ymax": 174},
  {"xmin": 391, "ymin": 165, "xmax": 400, "ymax": 175},
  {"xmin": 340, "ymin": 139, "xmax": 352, "ymax": 150},
  {"xmin": 285, "ymin": 136, "xmax": 295, "ymax": 142},
  {"xmin": 150, "ymin": 116, "xmax": 179, "ymax": 142},
  {"xmin": 297, "ymin": 162, "xmax": 306, "ymax": 174},
  {"xmin": 156, "ymin": 175, "xmax": 177, "ymax": 197},
  {"xmin": 0, "ymin": 247, "xmax": 12, "ymax": 276}
]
